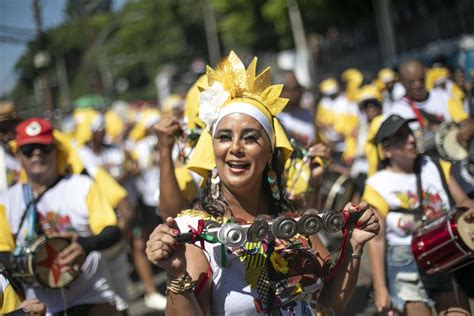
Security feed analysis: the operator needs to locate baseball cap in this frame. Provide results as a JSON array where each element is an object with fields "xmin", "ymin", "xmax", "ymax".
[
  {"xmin": 16, "ymin": 118, "xmax": 54, "ymax": 146},
  {"xmin": 374, "ymin": 114, "xmax": 416, "ymax": 144}
]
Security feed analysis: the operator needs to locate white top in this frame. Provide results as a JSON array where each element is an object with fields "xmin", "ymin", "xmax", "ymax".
[
  {"xmin": 388, "ymin": 88, "xmax": 453, "ymax": 131},
  {"xmin": 175, "ymin": 213, "xmax": 322, "ymax": 315},
  {"xmin": 0, "ymin": 175, "xmax": 123, "ymax": 313},
  {"xmin": 77, "ymin": 144, "xmax": 125, "ymax": 179},
  {"xmin": 133, "ymin": 135, "xmax": 161, "ymax": 207},
  {"xmin": 364, "ymin": 156, "xmax": 451, "ymax": 245}
]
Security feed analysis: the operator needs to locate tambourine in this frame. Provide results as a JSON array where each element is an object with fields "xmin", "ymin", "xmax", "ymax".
[
  {"xmin": 11, "ymin": 236, "xmax": 80, "ymax": 288},
  {"xmin": 417, "ymin": 122, "xmax": 468, "ymax": 162},
  {"xmin": 176, "ymin": 209, "xmax": 363, "ymax": 248}
]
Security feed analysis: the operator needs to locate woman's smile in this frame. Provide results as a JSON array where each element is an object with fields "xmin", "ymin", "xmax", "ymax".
[{"xmin": 213, "ymin": 113, "xmax": 272, "ymax": 191}]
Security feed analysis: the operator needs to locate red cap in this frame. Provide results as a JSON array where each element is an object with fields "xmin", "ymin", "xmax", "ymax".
[{"xmin": 16, "ymin": 118, "xmax": 54, "ymax": 146}]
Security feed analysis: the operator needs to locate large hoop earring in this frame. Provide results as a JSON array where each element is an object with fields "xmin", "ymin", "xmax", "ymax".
[
  {"xmin": 267, "ymin": 164, "xmax": 280, "ymax": 200},
  {"xmin": 211, "ymin": 167, "xmax": 221, "ymax": 199}
]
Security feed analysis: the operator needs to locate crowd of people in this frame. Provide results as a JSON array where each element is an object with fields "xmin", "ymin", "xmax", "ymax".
[{"xmin": 0, "ymin": 50, "xmax": 473, "ymax": 316}]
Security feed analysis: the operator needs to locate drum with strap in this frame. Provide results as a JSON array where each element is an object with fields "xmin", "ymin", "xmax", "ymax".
[
  {"xmin": 11, "ymin": 236, "xmax": 80, "ymax": 288},
  {"xmin": 411, "ymin": 208, "xmax": 474, "ymax": 275}
]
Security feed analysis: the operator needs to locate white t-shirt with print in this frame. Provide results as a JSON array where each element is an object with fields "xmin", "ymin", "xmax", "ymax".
[
  {"xmin": 363, "ymin": 156, "xmax": 451, "ymax": 246},
  {"xmin": 0, "ymin": 175, "xmax": 122, "ymax": 314}
]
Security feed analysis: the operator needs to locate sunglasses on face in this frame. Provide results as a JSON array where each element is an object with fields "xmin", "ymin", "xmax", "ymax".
[{"xmin": 19, "ymin": 144, "xmax": 54, "ymax": 157}]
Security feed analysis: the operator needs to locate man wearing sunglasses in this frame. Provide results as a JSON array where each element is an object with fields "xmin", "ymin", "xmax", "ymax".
[{"xmin": 0, "ymin": 118, "xmax": 125, "ymax": 315}]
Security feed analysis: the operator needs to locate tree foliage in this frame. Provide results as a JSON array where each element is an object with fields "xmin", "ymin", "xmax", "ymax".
[{"xmin": 11, "ymin": 0, "xmax": 374, "ymax": 107}]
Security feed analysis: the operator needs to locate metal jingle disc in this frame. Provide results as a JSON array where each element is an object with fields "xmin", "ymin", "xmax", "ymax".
[
  {"xmin": 204, "ymin": 220, "xmax": 220, "ymax": 229},
  {"xmin": 298, "ymin": 213, "xmax": 322, "ymax": 235},
  {"xmin": 322, "ymin": 211, "xmax": 345, "ymax": 233},
  {"xmin": 247, "ymin": 220, "xmax": 269, "ymax": 242},
  {"xmin": 271, "ymin": 217, "xmax": 298, "ymax": 240},
  {"xmin": 211, "ymin": 175, "xmax": 221, "ymax": 184},
  {"xmin": 218, "ymin": 223, "xmax": 247, "ymax": 248}
]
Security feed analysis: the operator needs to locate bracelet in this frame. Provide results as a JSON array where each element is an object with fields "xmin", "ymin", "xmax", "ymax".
[
  {"xmin": 166, "ymin": 272, "xmax": 196, "ymax": 294},
  {"xmin": 345, "ymin": 248, "xmax": 363, "ymax": 259}
]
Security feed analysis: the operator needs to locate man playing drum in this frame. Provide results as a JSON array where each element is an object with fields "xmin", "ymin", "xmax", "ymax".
[{"xmin": 0, "ymin": 118, "xmax": 125, "ymax": 315}]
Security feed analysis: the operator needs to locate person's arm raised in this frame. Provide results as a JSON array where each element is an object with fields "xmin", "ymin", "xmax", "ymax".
[
  {"xmin": 146, "ymin": 217, "xmax": 211, "ymax": 315},
  {"xmin": 154, "ymin": 117, "xmax": 188, "ymax": 219},
  {"xmin": 317, "ymin": 203, "xmax": 380, "ymax": 312}
]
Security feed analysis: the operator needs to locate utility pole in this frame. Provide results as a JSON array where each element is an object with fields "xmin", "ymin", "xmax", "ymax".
[
  {"xmin": 373, "ymin": 0, "xmax": 397, "ymax": 66},
  {"xmin": 202, "ymin": 0, "xmax": 221, "ymax": 65},
  {"xmin": 287, "ymin": 0, "xmax": 315, "ymax": 88},
  {"xmin": 33, "ymin": 0, "xmax": 54, "ymax": 115}
]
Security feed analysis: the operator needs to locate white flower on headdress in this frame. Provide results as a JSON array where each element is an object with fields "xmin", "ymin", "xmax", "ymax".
[{"xmin": 199, "ymin": 82, "xmax": 229, "ymax": 130}]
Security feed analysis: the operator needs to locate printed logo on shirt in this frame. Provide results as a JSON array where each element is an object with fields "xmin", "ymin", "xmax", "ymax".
[
  {"xmin": 39, "ymin": 211, "xmax": 75, "ymax": 234},
  {"xmin": 394, "ymin": 190, "xmax": 447, "ymax": 220}
]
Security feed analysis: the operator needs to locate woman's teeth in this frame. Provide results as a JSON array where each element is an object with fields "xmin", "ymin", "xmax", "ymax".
[{"xmin": 227, "ymin": 162, "xmax": 249, "ymax": 169}]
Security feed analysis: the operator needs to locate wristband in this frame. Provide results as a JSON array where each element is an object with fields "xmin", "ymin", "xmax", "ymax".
[{"xmin": 345, "ymin": 248, "xmax": 363, "ymax": 259}]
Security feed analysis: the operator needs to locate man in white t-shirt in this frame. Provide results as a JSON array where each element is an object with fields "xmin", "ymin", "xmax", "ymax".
[
  {"xmin": 0, "ymin": 118, "xmax": 125, "ymax": 315},
  {"xmin": 389, "ymin": 59, "xmax": 468, "ymax": 130}
]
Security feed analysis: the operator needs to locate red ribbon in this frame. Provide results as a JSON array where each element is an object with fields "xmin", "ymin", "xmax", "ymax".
[
  {"xmin": 327, "ymin": 211, "xmax": 351, "ymax": 280},
  {"xmin": 188, "ymin": 219, "xmax": 205, "ymax": 249}
]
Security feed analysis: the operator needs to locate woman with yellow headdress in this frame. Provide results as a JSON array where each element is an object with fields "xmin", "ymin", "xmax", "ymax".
[{"xmin": 145, "ymin": 52, "xmax": 380, "ymax": 315}]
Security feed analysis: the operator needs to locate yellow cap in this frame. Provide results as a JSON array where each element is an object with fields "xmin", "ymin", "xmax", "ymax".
[
  {"xmin": 319, "ymin": 78, "xmax": 339, "ymax": 95},
  {"xmin": 377, "ymin": 68, "xmax": 396, "ymax": 83},
  {"xmin": 426, "ymin": 67, "xmax": 449, "ymax": 90},
  {"xmin": 341, "ymin": 68, "xmax": 363, "ymax": 86},
  {"xmin": 358, "ymin": 84, "xmax": 382, "ymax": 103}
]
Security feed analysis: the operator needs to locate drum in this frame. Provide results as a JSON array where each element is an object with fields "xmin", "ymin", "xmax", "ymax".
[
  {"xmin": 435, "ymin": 122, "xmax": 468, "ymax": 161},
  {"xmin": 411, "ymin": 208, "xmax": 474, "ymax": 275},
  {"xmin": 320, "ymin": 172, "xmax": 355, "ymax": 211},
  {"xmin": 417, "ymin": 123, "xmax": 468, "ymax": 162},
  {"xmin": 11, "ymin": 236, "xmax": 79, "ymax": 288}
]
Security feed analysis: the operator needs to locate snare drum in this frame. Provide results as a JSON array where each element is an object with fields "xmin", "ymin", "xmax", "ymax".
[
  {"xmin": 411, "ymin": 208, "xmax": 474, "ymax": 275},
  {"xmin": 320, "ymin": 172, "xmax": 355, "ymax": 211},
  {"xmin": 11, "ymin": 236, "xmax": 79, "ymax": 288}
]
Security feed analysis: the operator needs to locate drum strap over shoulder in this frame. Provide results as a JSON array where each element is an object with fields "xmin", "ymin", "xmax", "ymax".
[
  {"xmin": 14, "ymin": 176, "xmax": 63, "ymax": 245},
  {"xmin": 415, "ymin": 157, "xmax": 424, "ymax": 220},
  {"xmin": 431, "ymin": 158, "xmax": 455, "ymax": 209}
]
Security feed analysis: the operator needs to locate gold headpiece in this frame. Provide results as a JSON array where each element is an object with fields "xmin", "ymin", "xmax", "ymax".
[
  {"xmin": 205, "ymin": 51, "xmax": 288, "ymax": 117},
  {"xmin": 186, "ymin": 51, "xmax": 293, "ymax": 180}
]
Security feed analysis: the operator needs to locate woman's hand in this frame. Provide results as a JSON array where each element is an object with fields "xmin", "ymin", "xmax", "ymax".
[
  {"xmin": 373, "ymin": 286, "xmax": 392, "ymax": 315},
  {"xmin": 20, "ymin": 299, "xmax": 46, "ymax": 316},
  {"xmin": 345, "ymin": 202, "xmax": 380, "ymax": 249},
  {"xmin": 146, "ymin": 217, "xmax": 186, "ymax": 277}
]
